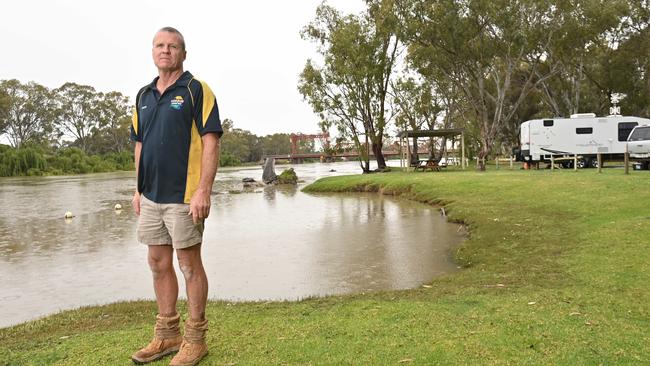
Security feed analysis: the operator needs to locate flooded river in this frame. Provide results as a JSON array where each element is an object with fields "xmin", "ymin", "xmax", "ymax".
[{"xmin": 0, "ymin": 161, "xmax": 464, "ymax": 328}]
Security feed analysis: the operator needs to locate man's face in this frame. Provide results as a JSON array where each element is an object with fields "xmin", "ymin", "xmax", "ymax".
[{"xmin": 152, "ymin": 31, "xmax": 186, "ymax": 72}]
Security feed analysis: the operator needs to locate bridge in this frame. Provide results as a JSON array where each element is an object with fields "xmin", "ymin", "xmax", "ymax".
[
  {"xmin": 262, "ymin": 132, "xmax": 400, "ymax": 163},
  {"xmin": 264, "ymin": 150, "xmax": 401, "ymax": 163},
  {"xmin": 266, "ymin": 133, "xmax": 400, "ymax": 163}
]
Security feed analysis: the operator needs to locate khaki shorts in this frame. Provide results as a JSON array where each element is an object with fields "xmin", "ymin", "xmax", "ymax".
[{"xmin": 137, "ymin": 195, "xmax": 204, "ymax": 249}]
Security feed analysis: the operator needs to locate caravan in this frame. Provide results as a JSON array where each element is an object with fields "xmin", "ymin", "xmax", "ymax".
[{"xmin": 517, "ymin": 113, "xmax": 650, "ymax": 168}]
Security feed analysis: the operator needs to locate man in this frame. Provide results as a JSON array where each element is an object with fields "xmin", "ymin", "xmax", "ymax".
[{"xmin": 130, "ymin": 26, "xmax": 222, "ymax": 366}]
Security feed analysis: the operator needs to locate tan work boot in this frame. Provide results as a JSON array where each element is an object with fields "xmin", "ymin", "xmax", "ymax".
[
  {"xmin": 170, "ymin": 318, "xmax": 209, "ymax": 366},
  {"xmin": 131, "ymin": 313, "xmax": 182, "ymax": 364}
]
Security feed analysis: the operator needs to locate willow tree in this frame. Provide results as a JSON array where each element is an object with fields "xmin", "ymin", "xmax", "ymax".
[
  {"xmin": 404, "ymin": 0, "xmax": 567, "ymax": 169},
  {"xmin": 299, "ymin": 1, "xmax": 401, "ymax": 172}
]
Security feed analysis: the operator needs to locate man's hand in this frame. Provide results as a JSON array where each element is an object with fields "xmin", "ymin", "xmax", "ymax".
[
  {"xmin": 132, "ymin": 191, "xmax": 141, "ymax": 215},
  {"xmin": 189, "ymin": 188, "xmax": 211, "ymax": 224}
]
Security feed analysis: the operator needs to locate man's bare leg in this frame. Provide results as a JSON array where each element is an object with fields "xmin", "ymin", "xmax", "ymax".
[
  {"xmin": 176, "ymin": 243, "xmax": 208, "ymax": 320},
  {"xmin": 170, "ymin": 243, "xmax": 209, "ymax": 366},
  {"xmin": 132, "ymin": 245, "xmax": 182, "ymax": 364},
  {"xmin": 148, "ymin": 245, "xmax": 178, "ymax": 316}
]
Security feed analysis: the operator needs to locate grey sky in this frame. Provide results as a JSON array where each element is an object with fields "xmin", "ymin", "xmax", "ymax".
[{"xmin": 0, "ymin": 0, "xmax": 365, "ymax": 136}]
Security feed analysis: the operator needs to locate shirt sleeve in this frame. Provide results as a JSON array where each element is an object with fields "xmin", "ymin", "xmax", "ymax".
[
  {"xmin": 193, "ymin": 80, "xmax": 223, "ymax": 137},
  {"xmin": 131, "ymin": 89, "xmax": 144, "ymax": 142},
  {"xmin": 130, "ymin": 105, "xmax": 141, "ymax": 142}
]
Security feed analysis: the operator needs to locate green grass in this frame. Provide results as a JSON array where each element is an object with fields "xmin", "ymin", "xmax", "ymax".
[{"xmin": 2, "ymin": 168, "xmax": 649, "ymax": 365}]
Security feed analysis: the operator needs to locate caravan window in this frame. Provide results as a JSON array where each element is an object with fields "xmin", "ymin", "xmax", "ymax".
[
  {"xmin": 576, "ymin": 127, "xmax": 593, "ymax": 134},
  {"xmin": 543, "ymin": 120, "xmax": 554, "ymax": 127},
  {"xmin": 618, "ymin": 122, "xmax": 638, "ymax": 141}
]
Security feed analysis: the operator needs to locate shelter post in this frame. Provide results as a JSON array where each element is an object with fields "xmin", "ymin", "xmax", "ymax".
[
  {"xmin": 461, "ymin": 131, "xmax": 466, "ymax": 170},
  {"xmin": 406, "ymin": 136, "xmax": 411, "ymax": 172}
]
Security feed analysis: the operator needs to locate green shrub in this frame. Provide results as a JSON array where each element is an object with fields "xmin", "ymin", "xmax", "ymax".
[
  {"xmin": 220, "ymin": 152, "xmax": 241, "ymax": 167},
  {"xmin": 277, "ymin": 168, "xmax": 298, "ymax": 184}
]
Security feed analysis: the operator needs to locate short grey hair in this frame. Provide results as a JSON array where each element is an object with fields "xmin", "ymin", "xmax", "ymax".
[{"xmin": 156, "ymin": 26, "xmax": 186, "ymax": 50}]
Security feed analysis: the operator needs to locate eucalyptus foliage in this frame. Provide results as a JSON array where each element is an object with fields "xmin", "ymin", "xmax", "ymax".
[{"xmin": 299, "ymin": 0, "xmax": 402, "ymax": 172}]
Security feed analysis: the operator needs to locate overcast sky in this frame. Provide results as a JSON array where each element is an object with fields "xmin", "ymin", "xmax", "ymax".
[{"xmin": 0, "ymin": 0, "xmax": 365, "ymax": 136}]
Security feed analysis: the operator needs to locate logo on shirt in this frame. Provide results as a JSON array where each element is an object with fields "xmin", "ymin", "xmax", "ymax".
[{"xmin": 170, "ymin": 96, "xmax": 184, "ymax": 110}]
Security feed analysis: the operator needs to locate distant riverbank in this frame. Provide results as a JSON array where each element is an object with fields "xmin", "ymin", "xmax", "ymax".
[
  {"xmin": 0, "ymin": 145, "xmax": 133, "ymax": 177},
  {"xmin": 2, "ymin": 169, "xmax": 648, "ymax": 364},
  {"xmin": 0, "ymin": 144, "xmax": 370, "ymax": 177}
]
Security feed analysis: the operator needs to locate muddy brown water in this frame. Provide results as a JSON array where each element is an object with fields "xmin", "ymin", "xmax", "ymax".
[{"xmin": 0, "ymin": 161, "xmax": 464, "ymax": 328}]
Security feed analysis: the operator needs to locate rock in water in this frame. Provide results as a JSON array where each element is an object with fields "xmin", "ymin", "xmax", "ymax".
[
  {"xmin": 278, "ymin": 168, "xmax": 298, "ymax": 185},
  {"xmin": 262, "ymin": 158, "xmax": 278, "ymax": 184},
  {"xmin": 242, "ymin": 178, "xmax": 264, "ymax": 188}
]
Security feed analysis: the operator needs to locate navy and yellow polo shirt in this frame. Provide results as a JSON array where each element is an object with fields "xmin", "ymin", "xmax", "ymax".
[{"xmin": 131, "ymin": 71, "xmax": 223, "ymax": 204}]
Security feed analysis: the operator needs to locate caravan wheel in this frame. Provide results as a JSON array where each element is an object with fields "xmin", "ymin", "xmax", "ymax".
[
  {"xmin": 576, "ymin": 159, "xmax": 587, "ymax": 169},
  {"xmin": 589, "ymin": 158, "xmax": 599, "ymax": 168}
]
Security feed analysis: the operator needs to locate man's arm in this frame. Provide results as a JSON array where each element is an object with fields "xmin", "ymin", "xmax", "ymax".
[
  {"xmin": 132, "ymin": 141, "xmax": 142, "ymax": 215},
  {"xmin": 189, "ymin": 133, "xmax": 220, "ymax": 223}
]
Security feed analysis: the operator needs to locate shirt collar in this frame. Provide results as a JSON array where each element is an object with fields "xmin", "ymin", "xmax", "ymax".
[{"xmin": 147, "ymin": 70, "xmax": 193, "ymax": 91}]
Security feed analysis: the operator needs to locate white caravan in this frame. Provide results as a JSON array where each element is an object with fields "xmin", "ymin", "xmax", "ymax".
[{"xmin": 518, "ymin": 113, "xmax": 650, "ymax": 168}]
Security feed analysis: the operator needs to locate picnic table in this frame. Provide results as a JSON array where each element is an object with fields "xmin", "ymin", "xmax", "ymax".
[{"xmin": 415, "ymin": 159, "xmax": 441, "ymax": 172}]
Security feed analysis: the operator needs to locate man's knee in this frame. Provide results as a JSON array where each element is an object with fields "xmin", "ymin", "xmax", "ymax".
[
  {"xmin": 148, "ymin": 246, "xmax": 174, "ymax": 278},
  {"xmin": 177, "ymin": 245, "xmax": 203, "ymax": 280}
]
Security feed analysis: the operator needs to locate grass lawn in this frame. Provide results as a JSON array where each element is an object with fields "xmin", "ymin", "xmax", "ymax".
[{"xmin": 1, "ymin": 168, "xmax": 649, "ymax": 365}]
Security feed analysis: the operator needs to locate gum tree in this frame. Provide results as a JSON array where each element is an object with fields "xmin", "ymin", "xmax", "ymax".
[
  {"xmin": 54, "ymin": 82, "xmax": 101, "ymax": 153},
  {"xmin": 404, "ymin": 0, "xmax": 565, "ymax": 169},
  {"xmin": 391, "ymin": 77, "xmax": 442, "ymax": 162},
  {"xmin": 0, "ymin": 79, "xmax": 56, "ymax": 148},
  {"xmin": 299, "ymin": 1, "xmax": 401, "ymax": 172}
]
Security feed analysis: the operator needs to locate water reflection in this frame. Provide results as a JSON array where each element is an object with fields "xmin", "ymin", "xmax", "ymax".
[{"xmin": 0, "ymin": 162, "xmax": 464, "ymax": 327}]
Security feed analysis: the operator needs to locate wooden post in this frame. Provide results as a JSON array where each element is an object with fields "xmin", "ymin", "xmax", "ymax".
[
  {"xmin": 399, "ymin": 136, "xmax": 404, "ymax": 170},
  {"xmin": 496, "ymin": 157, "xmax": 500, "ymax": 170},
  {"xmin": 625, "ymin": 143, "xmax": 630, "ymax": 175},
  {"xmin": 574, "ymin": 154, "xmax": 578, "ymax": 171},
  {"xmin": 406, "ymin": 135, "xmax": 411, "ymax": 172},
  {"xmin": 597, "ymin": 153, "xmax": 602, "ymax": 173},
  {"xmin": 510, "ymin": 156, "xmax": 514, "ymax": 170},
  {"xmin": 461, "ymin": 132, "xmax": 466, "ymax": 170}
]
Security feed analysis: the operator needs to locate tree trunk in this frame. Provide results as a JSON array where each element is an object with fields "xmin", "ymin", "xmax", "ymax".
[
  {"xmin": 478, "ymin": 143, "xmax": 490, "ymax": 171},
  {"xmin": 411, "ymin": 137, "xmax": 419, "ymax": 165},
  {"xmin": 372, "ymin": 141, "xmax": 386, "ymax": 170},
  {"xmin": 359, "ymin": 158, "xmax": 370, "ymax": 173},
  {"xmin": 435, "ymin": 136, "xmax": 448, "ymax": 161}
]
